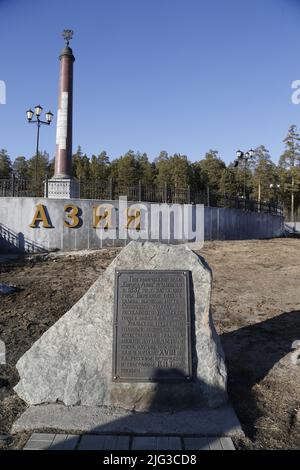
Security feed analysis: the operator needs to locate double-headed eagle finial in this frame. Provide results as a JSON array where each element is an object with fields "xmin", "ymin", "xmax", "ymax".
[{"xmin": 63, "ymin": 29, "xmax": 74, "ymax": 46}]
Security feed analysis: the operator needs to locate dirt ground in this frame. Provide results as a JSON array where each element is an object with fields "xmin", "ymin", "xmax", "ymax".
[{"xmin": 0, "ymin": 239, "xmax": 300, "ymax": 450}]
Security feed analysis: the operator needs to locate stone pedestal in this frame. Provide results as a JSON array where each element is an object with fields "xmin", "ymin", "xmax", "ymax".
[
  {"xmin": 46, "ymin": 178, "xmax": 79, "ymax": 199},
  {"xmin": 12, "ymin": 404, "xmax": 243, "ymax": 437}
]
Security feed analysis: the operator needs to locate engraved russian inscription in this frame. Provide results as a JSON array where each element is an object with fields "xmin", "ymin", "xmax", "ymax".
[{"xmin": 113, "ymin": 270, "xmax": 192, "ymax": 382}]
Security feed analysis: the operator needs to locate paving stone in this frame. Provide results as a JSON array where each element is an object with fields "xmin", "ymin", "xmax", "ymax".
[
  {"xmin": 24, "ymin": 437, "xmax": 55, "ymax": 450},
  {"xmin": 78, "ymin": 435, "xmax": 130, "ymax": 450},
  {"xmin": 184, "ymin": 437, "xmax": 235, "ymax": 450},
  {"xmin": 219, "ymin": 437, "xmax": 235, "ymax": 450},
  {"xmin": 24, "ymin": 433, "xmax": 79, "ymax": 450},
  {"xmin": 184, "ymin": 437, "xmax": 211, "ymax": 450},
  {"xmin": 207, "ymin": 437, "xmax": 222, "ymax": 450},
  {"xmin": 132, "ymin": 436, "xmax": 182, "ymax": 450},
  {"xmin": 23, "ymin": 432, "xmax": 235, "ymax": 451},
  {"xmin": 156, "ymin": 437, "xmax": 182, "ymax": 450},
  {"xmin": 24, "ymin": 441, "xmax": 50, "ymax": 450},
  {"xmin": 50, "ymin": 434, "xmax": 79, "ymax": 450},
  {"xmin": 24, "ymin": 433, "xmax": 56, "ymax": 450},
  {"xmin": 31, "ymin": 432, "xmax": 56, "ymax": 441}
]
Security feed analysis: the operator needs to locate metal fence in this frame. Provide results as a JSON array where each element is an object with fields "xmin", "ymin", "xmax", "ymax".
[
  {"xmin": 0, "ymin": 176, "xmax": 283, "ymax": 216},
  {"xmin": 284, "ymin": 208, "xmax": 300, "ymax": 222},
  {"xmin": 0, "ymin": 176, "xmax": 45, "ymax": 198}
]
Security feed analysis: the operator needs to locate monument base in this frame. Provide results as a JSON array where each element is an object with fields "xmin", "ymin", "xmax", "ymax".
[
  {"xmin": 46, "ymin": 178, "xmax": 80, "ymax": 199},
  {"xmin": 12, "ymin": 404, "xmax": 244, "ymax": 437}
]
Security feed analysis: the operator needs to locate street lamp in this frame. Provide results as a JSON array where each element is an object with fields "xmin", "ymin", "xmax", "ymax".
[
  {"xmin": 26, "ymin": 105, "xmax": 53, "ymax": 194},
  {"xmin": 234, "ymin": 149, "xmax": 254, "ymax": 201}
]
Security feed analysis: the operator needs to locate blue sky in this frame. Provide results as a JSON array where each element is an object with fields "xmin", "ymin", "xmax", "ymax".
[{"xmin": 1, "ymin": 0, "xmax": 300, "ymax": 164}]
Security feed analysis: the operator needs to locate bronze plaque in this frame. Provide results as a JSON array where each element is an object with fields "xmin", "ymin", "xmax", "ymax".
[{"xmin": 112, "ymin": 270, "xmax": 192, "ymax": 382}]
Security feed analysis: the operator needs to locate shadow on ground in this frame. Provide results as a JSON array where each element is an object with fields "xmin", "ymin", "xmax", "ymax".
[
  {"xmin": 2, "ymin": 310, "xmax": 300, "ymax": 449},
  {"xmin": 220, "ymin": 310, "xmax": 300, "ymax": 440},
  {"xmin": 38, "ymin": 306, "xmax": 300, "ymax": 451},
  {"xmin": 45, "ymin": 370, "xmax": 236, "ymax": 450}
]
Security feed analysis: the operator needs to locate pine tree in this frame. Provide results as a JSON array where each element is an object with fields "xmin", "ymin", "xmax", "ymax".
[
  {"xmin": 72, "ymin": 146, "xmax": 90, "ymax": 180},
  {"xmin": 115, "ymin": 150, "xmax": 139, "ymax": 188},
  {"xmin": 169, "ymin": 154, "xmax": 191, "ymax": 188},
  {"xmin": 0, "ymin": 149, "xmax": 12, "ymax": 178},
  {"xmin": 190, "ymin": 161, "xmax": 206, "ymax": 191},
  {"xmin": 13, "ymin": 156, "xmax": 29, "ymax": 179},
  {"xmin": 219, "ymin": 167, "xmax": 237, "ymax": 198},
  {"xmin": 136, "ymin": 153, "xmax": 154, "ymax": 186},
  {"xmin": 27, "ymin": 151, "xmax": 49, "ymax": 182},
  {"xmin": 47, "ymin": 157, "xmax": 55, "ymax": 178},
  {"xmin": 252, "ymin": 146, "xmax": 276, "ymax": 201},
  {"xmin": 154, "ymin": 151, "xmax": 172, "ymax": 187},
  {"xmin": 90, "ymin": 151, "xmax": 110, "ymax": 181},
  {"xmin": 279, "ymin": 125, "xmax": 300, "ymax": 219},
  {"xmin": 198, "ymin": 150, "xmax": 226, "ymax": 193}
]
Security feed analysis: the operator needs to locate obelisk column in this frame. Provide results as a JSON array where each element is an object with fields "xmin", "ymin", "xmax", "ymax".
[{"xmin": 48, "ymin": 30, "xmax": 78, "ymax": 199}]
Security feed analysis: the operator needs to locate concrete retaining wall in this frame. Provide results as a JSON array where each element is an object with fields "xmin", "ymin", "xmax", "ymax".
[
  {"xmin": 0, "ymin": 197, "xmax": 284, "ymax": 253},
  {"xmin": 205, "ymin": 207, "xmax": 284, "ymax": 241},
  {"xmin": 285, "ymin": 221, "xmax": 300, "ymax": 233}
]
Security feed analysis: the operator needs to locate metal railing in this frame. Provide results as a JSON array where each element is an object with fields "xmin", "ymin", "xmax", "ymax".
[
  {"xmin": 0, "ymin": 223, "xmax": 47, "ymax": 253},
  {"xmin": 0, "ymin": 176, "xmax": 283, "ymax": 215},
  {"xmin": 0, "ymin": 174, "xmax": 44, "ymax": 198}
]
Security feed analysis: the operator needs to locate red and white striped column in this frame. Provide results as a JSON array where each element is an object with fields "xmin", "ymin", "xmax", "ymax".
[{"xmin": 48, "ymin": 31, "xmax": 78, "ymax": 199}]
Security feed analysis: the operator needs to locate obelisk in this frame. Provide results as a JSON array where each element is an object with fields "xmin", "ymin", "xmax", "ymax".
[{"xmin": 47, "ymin": 30, "xmax": 79, "ymax": 199}]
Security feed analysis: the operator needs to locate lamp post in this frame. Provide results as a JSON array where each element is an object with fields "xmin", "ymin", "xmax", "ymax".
[
  {"xmin": 26, "ymin": 105, "xmax": 53, "ymax": 195},
  {"xmin": 270, "ymin": 183, "xmax": 281, "ymax": 216},
  {"xmin": 270, "ymin": 183, "xmax": 280, "ymax": 196},
  {"xmin": 234, "ymin": 149, "xmax": 254, "ymax": 202}
]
